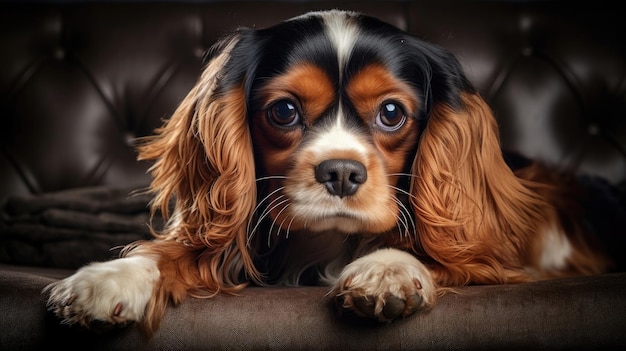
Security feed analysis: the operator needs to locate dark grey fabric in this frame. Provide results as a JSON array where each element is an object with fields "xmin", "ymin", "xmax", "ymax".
[
  {"xmin": 0, "ymin": 187, "xmax": 156, "ymax": 268},
  {"xmin": 1, "ymin": 266, "xmax": 625, "ymax": 350}
]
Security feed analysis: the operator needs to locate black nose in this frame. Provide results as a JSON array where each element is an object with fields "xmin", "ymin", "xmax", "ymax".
[{"xmin": 314, "ymin": 159, "xmax": 367, "ymax": 198}]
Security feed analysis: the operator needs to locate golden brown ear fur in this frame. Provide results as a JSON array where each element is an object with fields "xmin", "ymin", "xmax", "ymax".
[
  {"xmin": 130, "ymin": 36, "xmax": 259, "ymax": 333},
  {"xmin": 410, "ymin": 93, "xmax": 569, "ymax": 286}
]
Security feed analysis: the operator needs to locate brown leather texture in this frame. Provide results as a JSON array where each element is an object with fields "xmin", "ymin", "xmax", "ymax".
[{"xmin": 1, "ymin": 1, "xmax": 625, "ymax": 200}]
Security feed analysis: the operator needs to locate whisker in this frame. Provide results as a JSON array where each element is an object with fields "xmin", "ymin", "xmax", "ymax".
[
  {"xmin": 246, "ymin": 176, "xmax": 289, "ymax": 245},
  {"xmin": 255, "ymin": 175, "xmax": 287, "ymax": 182},
  {"xmin": 268, "ymin": 200, "xmax": 291, "ymax": 245},
  {"xmin": 394, "ymin": 199, "xmax": 409, "ymax": 237},
  {"xmin": 388, "ymin": 184, "xmax": 417, "ymax": 238},
  {"xmin": 248, "ymin": 193, "xmax": 288, "ymax": 246},
  {"xmin": 247, "ymin": 187, "xmax": 285, "ymax": 234},
  {"xmin": 278, "ymin": 207, "xmax": 292, "ymax": 235},
  {"xmin": 394, "ymin": 211, "xmax": 405, "ymax": 238},
  {"xmin": 256, "ymin": 197, "xmax": 288, "ymax": 238},
  {"xmin": 389, "ymin": 184, "xmax": 418, "ymax": 203},
  {"xmin": 266, "ymin": 204, "xmax": 296, "ymax": 247},
  {"xmin": 387, "ymin": 172, "xmax": 419, "ymax": 179},
  {"xmin": 389, "ymin": 196, "xmax": 409, "ymax": 238},
  {"xmin": 396, "ymin": 196, "xmax": 416, "ymax": 237},
  {"xmin": 285, "ymin": 215, "xmax": 296, "ymax": 239}
]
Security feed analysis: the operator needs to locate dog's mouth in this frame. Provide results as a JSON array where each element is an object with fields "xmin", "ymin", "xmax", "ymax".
[
  {"xmin": 263, "ymin": 185, "xmax": 400, "ymax": 234},
  {"xmin": 257, "ymin": 149, "xmax": 409, "ymax": 235},
  {"xmin": 309, "ymin": 216, "xmax": 363, "ymax": 233},
  {"xmin": 281, "ymin": 194, "xmax": 358, "ymax": 226}
]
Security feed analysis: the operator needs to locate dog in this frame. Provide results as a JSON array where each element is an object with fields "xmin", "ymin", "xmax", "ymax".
[{"xmin": 44, "ymin": 9, "xmax": 612, "ymax": 334}]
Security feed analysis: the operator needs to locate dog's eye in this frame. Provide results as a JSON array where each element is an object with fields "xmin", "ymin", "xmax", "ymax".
[
  {"xmin": 268, "ymin": 100, "xmax": 300, "ymax": 127},
  {"xmin": 376, "ymin": 102, "xmax": 406, "ymax": 132}
]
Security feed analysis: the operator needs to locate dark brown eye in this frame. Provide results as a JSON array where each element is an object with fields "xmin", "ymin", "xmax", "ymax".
[
  {"xmin": 376, "ymin": 102, "xmax": 406, "ymax": 132},
  {"xmin": 268, "ymin": 100, "xmax": 300, "ymax": 127}
]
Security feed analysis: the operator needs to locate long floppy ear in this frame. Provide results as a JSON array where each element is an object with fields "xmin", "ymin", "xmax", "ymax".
[
  {"xmin": 410, "ymin": 89, "xmax": 555, "ymax": 286},
  {"xmin": 136, "ymin": 29, "xmax": 260, "ymax": 296}
]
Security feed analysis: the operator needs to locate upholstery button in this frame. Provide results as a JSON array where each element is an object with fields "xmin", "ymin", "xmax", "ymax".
[
  {"xmin": 587, "ymin": 123, "xmax": 600, "ymax": 136},
  {"xmin": 54, "ymin": 48, "xmax": 65, "ymax": 60},
  {"xmin": 194, "ymin": 47, "xmax": 205, "ymax": 58},
  {"xmin": 124, "ymin": 132, "xmax": 137, "ymax": 146},
  {"xmin": 522, "ymin": 47, "xmax": 533, "ymax": 56}
]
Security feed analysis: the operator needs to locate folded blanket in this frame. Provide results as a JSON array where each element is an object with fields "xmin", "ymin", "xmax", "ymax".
[
  {"xmin": 1, "ymin": 179, "xmax": 623, "ymax": 271},
  {"xmin": 0, "ymin": 186, "xmax": 160, "ymax": 269}
]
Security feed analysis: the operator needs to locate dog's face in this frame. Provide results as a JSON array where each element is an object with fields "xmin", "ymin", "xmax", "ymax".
[
  {"xmin": 249, "ymin": 16, "xmax": 422, "ymax": 235},
  {"xmin": 215, "ymin": 10, "xmax": 468, "ymax": 236},
  {"xmin": 141, "ymin": 9, "xmax": 481, "ymax": 263},
  {"xmin": 136, "ymin": 9, "xmax": 610, "ymax": 293}
]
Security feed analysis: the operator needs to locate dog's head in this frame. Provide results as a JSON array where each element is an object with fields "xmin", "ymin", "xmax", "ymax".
[
  {"xmin": 139, "ymin": 10, "xmax": 532, "ymax": 283},
  {"xmin": 247, "ymin": 10, "xmax": 465, "ymax": 236}
]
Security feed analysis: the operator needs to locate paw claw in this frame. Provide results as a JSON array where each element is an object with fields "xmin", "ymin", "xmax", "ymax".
[
  {"xmin": 343, "ymin": 276, "xmax": 353, "ymax": 289},
  {"xmin": 113, "ymin": 303, "xmax": 123, "ymax": 317},
  {"xmin": 331, "ymin": 249, "xmax": 436, "ymax": 323},
  {"xmin": 404, "ymin": 293, "xmax": 423, "ymax": 314},
  {"xmin": 42, "ymin": 256, "xmax": 159, "ymax": 328},
  {"xmin": 65, "ymin": 294, "xmax": 77, "ymax": 306}
]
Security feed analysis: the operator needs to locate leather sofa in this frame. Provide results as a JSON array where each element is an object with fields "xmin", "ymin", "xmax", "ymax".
[{"xmin": 1, "ymin": 1, "xmax": 625, "ymax": 349}]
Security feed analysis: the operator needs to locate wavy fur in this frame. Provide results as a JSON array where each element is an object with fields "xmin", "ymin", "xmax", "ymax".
[
  {"xmin": 411, "ymin": 92, "xmax": 609, "ymax": 286},
  {"xmin": 43, "ymin": 10, "xmax": 611, "ymax": 335},
  {"xmin": 133, "ymin": 34, "xmax": 259, "ymax": 332}
]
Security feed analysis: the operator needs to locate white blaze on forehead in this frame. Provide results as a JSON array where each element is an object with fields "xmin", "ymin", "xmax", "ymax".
[
  {"xmin": 318, "ymin": 10, "xmax": 360, "ymax": 72},
  {"xmin": 287, "ymin": 10, "xmax": 360, "ymax": 78},
  {"xmin": 309, "ymin": 105, "xmax": 367, "ymax": 156}
]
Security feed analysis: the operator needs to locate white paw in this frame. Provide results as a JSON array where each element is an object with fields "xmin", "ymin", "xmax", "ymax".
[
  {"xmin": 43, "ymin": 255, "xmax": 160, "ymax": 327},
  {"xmin": 331, "ymin": 248, "xmax": 436, "ymax": 322}
]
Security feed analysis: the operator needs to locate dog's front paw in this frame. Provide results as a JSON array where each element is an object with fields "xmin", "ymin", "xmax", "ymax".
[
  {"xmin": 43, "ymin": 255, "xmax": 160, "ymax": 328},
  {"xmin": 331, "ymin": 248, "xmax": 436, "ymax": 322}
]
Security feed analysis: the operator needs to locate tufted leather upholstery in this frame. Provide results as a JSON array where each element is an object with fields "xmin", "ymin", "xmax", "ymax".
[
  {"xmin": 1, "ymin": 2, "xmax": 625, "ymax": 350},
  {"xmin": 1, "ymin": 0, "xmax": 625, "ymax": 201}
]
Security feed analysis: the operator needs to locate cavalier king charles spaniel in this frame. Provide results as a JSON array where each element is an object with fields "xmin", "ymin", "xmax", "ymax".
[{"xmin": 45, "ymin": 10, "xmax": 612, "ymax": 333}]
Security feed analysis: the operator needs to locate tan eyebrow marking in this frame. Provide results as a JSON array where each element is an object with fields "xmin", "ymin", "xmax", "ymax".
[
  {"xmin": 346, "ymin": 64, "xmax": 418, "ymax": 123},
  {"xmin": 259, "ymin": 63, "xmax": 335, "ymax": 123}
]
